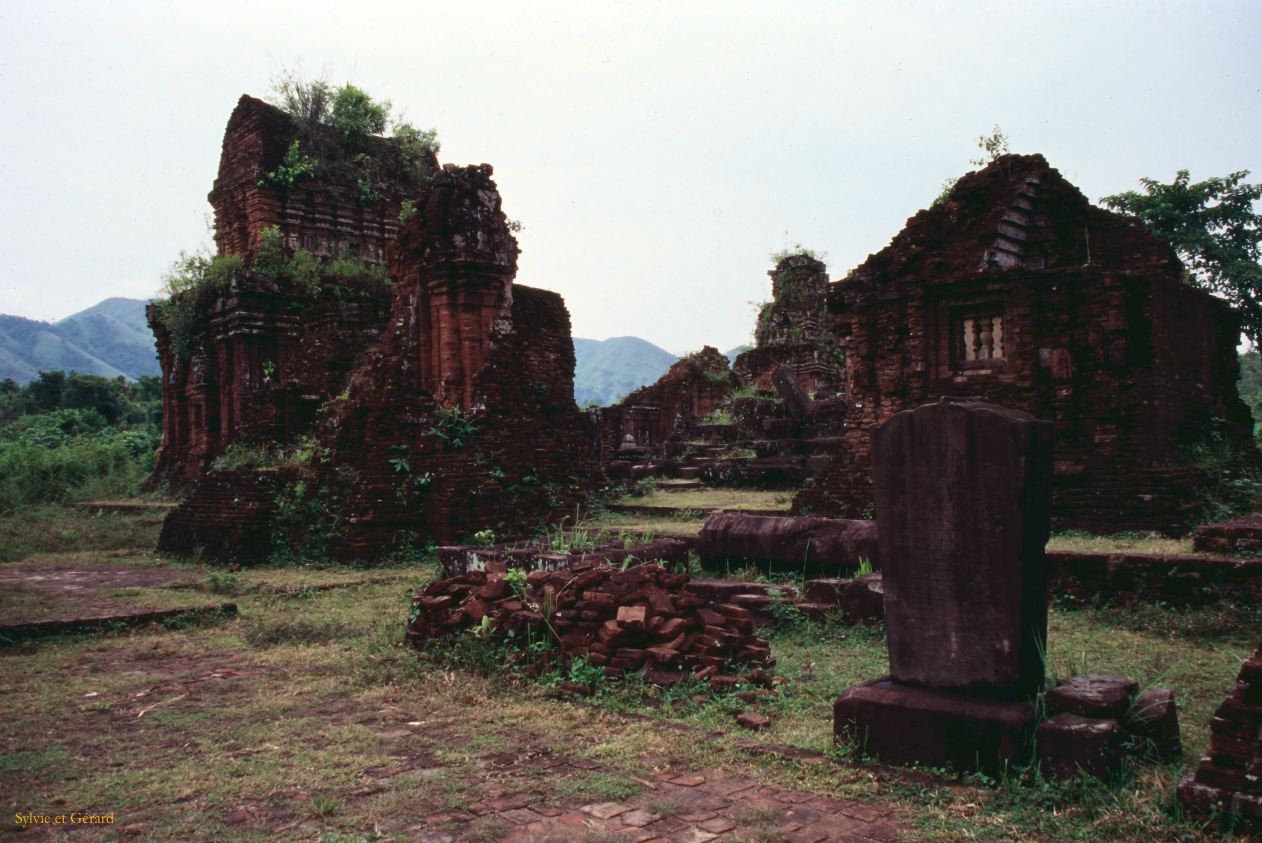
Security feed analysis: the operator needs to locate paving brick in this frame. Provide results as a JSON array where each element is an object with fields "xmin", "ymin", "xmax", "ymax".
[
  {"xmin": 670, "ymin": 774, "xmax": 707, "ymax": 787},
  {"xmin": 696, "ymin": 816, "xmax": 736, "ymax": 833},
  {"xmin": 487, "ymin": 793, "xmax": 535, "ymax": 811},
  {"xmin": 497, "ymin": 808, "xmax": 539, "ymax": 825},
  {"xmin": 529, "ymin": 803, "xmax": 564, "ymax": 817},
  {"xmin": 836, "ymin": 801, "xmax": 884, "ymax": 823},
  {"xmin": 583, "ymin": 801, "xmax": 632, "ymax": 820},
  {"xmin": 621, "ymin": 809, "xmax": 663, "ymax": 828}
]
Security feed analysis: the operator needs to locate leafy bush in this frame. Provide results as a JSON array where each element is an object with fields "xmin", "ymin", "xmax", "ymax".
[
  {"xmin": 258, "ymin": 139, "xmax": 317, "ymax": 193},
  {"xmin": 394, "ymin": 123, "xmax": 440, "ymax": 174},
  {"xmin": 271, "ymin": 72, "xmax": 333, "ymax": 132},
  {"xmin": 0, "ymin": 415, "xmax": 158, "ymax": 513},
  {"xmin": 0, "ymin": 374, "xmax": 162, "ymax": 514},
  {"xmin": 250, "ymin": 225, "xmax": 392, "ymax": 298},
  {"xmin": 331, "ymin": 84, "xmax": 390, "ymax": 136},
  {"xmin": 769, "ymin": 243, "xmax": 822, "ymax": 264},
  {"xmin": 154, "ymin": 251, "xmax": 243, "ymax": 361}
]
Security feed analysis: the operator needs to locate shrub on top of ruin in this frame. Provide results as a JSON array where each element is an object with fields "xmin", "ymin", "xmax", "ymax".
[
  {"xmin": 156, "ymin": 250, "xmax": 243, "ymax": 361},
  {"xmin": 330, "ymin": 84, "xmax": 390, "ymax": 137},
  {"xmin": 768, "ymin": 243, "xmax": 822, "ymax": 264},
  {"xmin": 931, "ymin": 176, "xmax": 957, "ymax": 209},
  {"xmin": 272, "ymin": 71, "xmax": 334, "ymax": 133},
  {"xmin": 393, "ymin": 122, "xmax": 440, "ymax": 163},
  {"xmin": 270, "ymin": 71, "xmax": 439, "ymax": 180},
  {"xmin": 970, "ymin": 124, "xmax": 1010, "ymax": 167}
]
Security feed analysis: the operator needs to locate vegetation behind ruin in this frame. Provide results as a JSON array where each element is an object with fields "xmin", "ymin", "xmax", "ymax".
[{"xmin": 0, "ymin": 371, "xmax": 161, "ymax": 514}]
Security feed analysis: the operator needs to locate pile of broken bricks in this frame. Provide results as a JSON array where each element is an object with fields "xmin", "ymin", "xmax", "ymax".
[
  {"xmin": 407, "ymin": 561, "xmax": 776, "ymax": 691},
  {"xmin": 1036, "ymin": 673, "xmax": 1181, "ymax": 780},
  {"xmin": 1178, "ymin": 643, "xmax": 1262, "ymax": 833}
]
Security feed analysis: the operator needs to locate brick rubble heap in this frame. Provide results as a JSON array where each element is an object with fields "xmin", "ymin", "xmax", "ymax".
[
  {"xmin": 1179, "ymin": 644, "xmax": 1262, "ymax": 833},
  {"xmin": 407, "ymin": 562, "xmax": 774, "ymax": 686}
]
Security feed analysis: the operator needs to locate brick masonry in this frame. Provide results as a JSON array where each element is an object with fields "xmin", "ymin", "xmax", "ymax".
[
  {"xmin": 153, "ymin": 97, "xmax": 598, "ymax": 562},
  {"xmin": 794, "ymin": 154, "xmax": 1256, "ymax": 534}
]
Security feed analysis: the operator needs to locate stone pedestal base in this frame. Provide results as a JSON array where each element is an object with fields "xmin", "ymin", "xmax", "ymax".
[{"xmin": 834, "ymin": 678, "xmax": 1035, "ymax": 774}]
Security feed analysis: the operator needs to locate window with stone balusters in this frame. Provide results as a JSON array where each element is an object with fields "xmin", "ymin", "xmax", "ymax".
[{"xmin": 955, "ymin": 310, "xmax": 1005, "ymax": 368}]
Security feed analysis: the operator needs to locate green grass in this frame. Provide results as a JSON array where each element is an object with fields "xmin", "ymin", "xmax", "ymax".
[
  {"xmin": 623, "ymin": 488, "xmax": 793, "ymax": 511},
  {"xmin": 1047, "ymin": 530, "xmax": 1202, "ymax": 556},
  {"xmin": 0, "ymin": 506, "xmax": 1254, "ymax": 841},
  {"xmin": 0, "ymin": 503, "xmax": 166, "ymax": 562}
]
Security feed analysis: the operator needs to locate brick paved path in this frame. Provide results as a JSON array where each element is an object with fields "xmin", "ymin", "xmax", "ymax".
[{"xmin": 411, "ymin": 766, "xmax": 900, "ymax": 842}]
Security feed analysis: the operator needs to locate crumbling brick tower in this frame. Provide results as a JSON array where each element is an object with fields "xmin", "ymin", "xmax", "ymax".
[
  {"xmin": 734, "ymin": 254, "xmax": 846, "ymax": 395},
  {"xmin": 319, "ymin": 164, "xmax": 598, "ymax": 557},
  {"xmin": 149, "ymin": 94, "xmax": 433, "ymax": 488},
  {"xmin": 153, "ymin": 95, "xmax": 597, "ymax": 563},
  {"xmin": 796, "ymin": 154, "xmax": 1256, "ymax": 533}
]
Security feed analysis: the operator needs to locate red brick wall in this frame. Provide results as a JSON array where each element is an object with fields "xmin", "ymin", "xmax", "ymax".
[{"xmin": 794, "ymin": 155, "xmax": 1256, "ymax": 533}]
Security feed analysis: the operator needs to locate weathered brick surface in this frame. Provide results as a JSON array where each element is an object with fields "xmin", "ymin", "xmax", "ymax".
[
  {"xmin": 152, "ymin": 96, "xmax": 598, "ymax": 562},
  {"xmin": 596, "ymin": 346, "xmax": 737, "ymax": 460},
  {"xmin": 150, "ymin": 95, "xmax": 428, "ymax": 488},
  {"xmin": 209, "ymin": 94, "xmax": 433, "ymax": 265},
  {"xmin": 318, "ymin": 164, "xmax": 599, "ymax": 557},
  {"xmin": 157, "ymin": 468, "xmax": 301, "ymax": 564},
  {"xmin": 1194, "ymin": 513, "xmax": 1262, "ymax": 554},
  {"xmin": 795, "ymin": 154, "xmax": 1256, "ymax": 534},
  {"xmin": 735, "ymin": 254, "xmax": 846, "ymax": 395},
  {"xmin": 408, "ymin": 561, "xmax": 774, "ymax": 682},
  {"xmin": 1179, "ymin": 641, "xmax": 1262, "ymax": 833}
]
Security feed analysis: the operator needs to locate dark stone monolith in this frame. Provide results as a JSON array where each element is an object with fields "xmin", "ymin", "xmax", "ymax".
[
  {"xmin": 874, "ymin": 398, "xmax": 1054, "ymax": 698},
  {"xmin": 834, "ymin": 398, "xmax": 1054, "ymax": 773}
]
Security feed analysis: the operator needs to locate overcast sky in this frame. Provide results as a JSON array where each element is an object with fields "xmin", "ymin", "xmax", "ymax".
[{"xmin": 1, "ymin": 0, "xmax": 1259, "ymax": 354}]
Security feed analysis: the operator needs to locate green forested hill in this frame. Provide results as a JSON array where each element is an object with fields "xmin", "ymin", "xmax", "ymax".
[
  {"xmin": 573, "ymin": 336, "xmax": 677, "ymax": 407},
  {"xmin": 0, "ymin": 298, "xmax": 157, "ymax": 384}
]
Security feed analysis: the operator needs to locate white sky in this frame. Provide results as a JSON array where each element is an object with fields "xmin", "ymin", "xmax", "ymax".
[{"xmin": 1, "ymin": 0, "xmax": 1259, "ymax": 354}]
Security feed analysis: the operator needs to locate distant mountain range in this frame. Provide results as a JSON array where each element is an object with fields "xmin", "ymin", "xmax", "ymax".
[
  {"xmin": 572, "ymin": 338, "xmax": 751, "ymax": 407},
  {"xmin": 573, "ymin": 336, "xmax": 678, "ymax": 408},
  {"xmin": 0, "ymin": 298, "xmax": 160, "ymax": 384},
  {"xmin": 0, "ymin": 297, "xmax": 746, "ymax": 408}
]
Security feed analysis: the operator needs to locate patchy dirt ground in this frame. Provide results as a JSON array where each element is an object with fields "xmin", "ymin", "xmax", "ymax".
[
  {"xmin": 0, "ymin": 611, "xmax": 907, "ymax": 842},
  {"xmin": 0, "ymin": 560, "xmax": 206, "ymax": 625},
  {"xmin": 0, "ymin": 508, "xmax": 1256, "ymax": 842}
]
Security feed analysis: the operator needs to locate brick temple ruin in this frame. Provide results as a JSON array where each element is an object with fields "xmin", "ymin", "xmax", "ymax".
[
  {"xmin": 601, "ymin": 154, "xmax": 1256, "ymax": 534},
  {"xmin": 595, "ymin": 346, "xmax": 737, "ymax": 465},
  {"xmin": 150, "ymin": 95, "xmax": 429, "ymax": 488},
  {"xmin": 796, "ymin": 154, "xmax": 1256, "ymax": 532},
  {"xmin": 733, "ymin": 254, "xmax": 845, "ymax": 396},
  {"xmin": 153, "ymin": 94, "xmax": 596, "ymax": 561}
]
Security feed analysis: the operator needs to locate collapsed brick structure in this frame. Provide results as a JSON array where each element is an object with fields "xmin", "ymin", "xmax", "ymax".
[
  {"xmin": 595, "ymin": 347, "xmax": 737, "ymax": 462},
  {"xmin": 320, "ymin": 163, "xmax": 597, "ymax": 555},
  {"xmin": 153, "ymin": 94, "xmax": 598, "ymax": 561},
  {"xmin": 150, "ymin": 94, "xmax": 431, "ymax": 487},
  {"xmin": 733, "ymin": 255, "xmax": 845, "ymax": 395},
  {"xmin": 1179, "ymin": 642, "xmax": 1262, "ymax": 833},
  {"xmin": 795, "ymin": 154, "xmax": 1255, "ymax": 533},
  {"xmin": 408, "ymin": 560, "xmax": 774, "ymax": 685}
]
